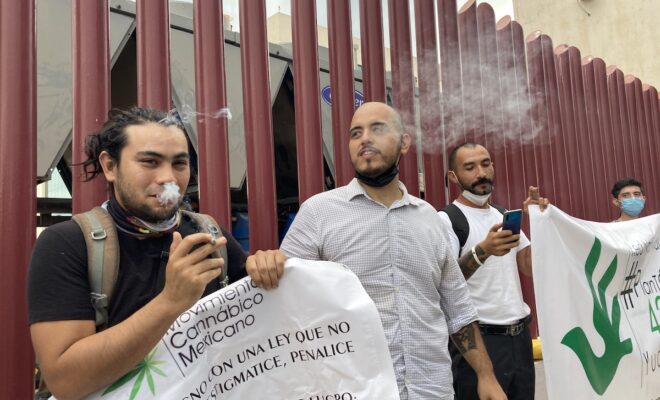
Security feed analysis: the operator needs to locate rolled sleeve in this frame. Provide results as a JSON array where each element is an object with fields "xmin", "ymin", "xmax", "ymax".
[{"xmin": 439, "ymin": 253, "xmax": 478, "ymax": 334}]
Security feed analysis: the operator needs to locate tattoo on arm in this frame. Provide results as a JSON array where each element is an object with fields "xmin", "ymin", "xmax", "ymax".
[
  {"xmin": 451, "ymin": 323, "xmax": 478, "ymax": 354},
  {"xmin": 458, "ymin": 244, "xmax": 487, "ymax": 280}
]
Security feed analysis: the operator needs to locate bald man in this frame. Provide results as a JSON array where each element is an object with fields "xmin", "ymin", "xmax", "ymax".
[{"xmin": 249, "ymin": 103, "xmax": 505, "ymax": 400}]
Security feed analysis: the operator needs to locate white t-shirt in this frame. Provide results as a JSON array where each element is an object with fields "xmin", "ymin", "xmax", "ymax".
[{"xmin": 438, "ymin": 201, "xmax": 531, "ymax": 325}]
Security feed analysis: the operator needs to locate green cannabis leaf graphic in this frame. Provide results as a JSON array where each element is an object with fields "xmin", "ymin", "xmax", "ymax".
[
  {"xmin": 102, "ymin": 347, "xmax": 166, "ymax": 399},
  {"xmin": 561, "ymin": 237, "xmax": 633, "ymax": 395}
]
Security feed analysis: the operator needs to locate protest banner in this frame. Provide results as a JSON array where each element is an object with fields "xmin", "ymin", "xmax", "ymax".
[
  {"xmin": 82, "ymin": 258, "xmax": 399, "ymax": 400},
  {"xmin": 530, "ymin": 205, "xmax": 660, "ymax": 399}
]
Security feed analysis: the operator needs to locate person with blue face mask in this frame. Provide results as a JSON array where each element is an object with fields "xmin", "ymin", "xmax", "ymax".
[{"xmin": 611, "ymin": 178, "xmax": 646, "ymax": 221}]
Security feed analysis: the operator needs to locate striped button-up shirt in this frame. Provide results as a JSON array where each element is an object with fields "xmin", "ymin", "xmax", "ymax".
[{"xmin": 280, "ymin": 178, "xmax": 477, "ymax": 399}]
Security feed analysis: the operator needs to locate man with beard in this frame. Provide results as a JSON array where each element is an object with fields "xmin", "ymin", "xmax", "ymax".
[
  {"xmin": 248, "ymin": 103, "xmax": 506, "ymax": 400},
  {"xmin": 27, "ymin": 107, "xmax": 263, "ymax": 399},
  {"xmin": 439, "ymin": 142, "xmax": 549, "ymax": 400}
]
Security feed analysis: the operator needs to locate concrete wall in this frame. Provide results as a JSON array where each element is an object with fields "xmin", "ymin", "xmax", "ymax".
[{"xmin": 513, "ymin": 0, "xmax": 660, "ymax": 87}]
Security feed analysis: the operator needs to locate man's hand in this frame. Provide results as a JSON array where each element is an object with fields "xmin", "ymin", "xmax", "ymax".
[
  {"xmin": 477, "ymin": 373, "xmax": 508, "ymax": 400},
  {"xmin": 459, "ymin": 223, "xmax": 519, "ymax": 279},
  {"xmin": 523, "ymin": 186, "xmax": 550, "ymax": 213},
  {"xmin": 161, "ymin": 232, "xmax": 226, "ymax": 313},
  {"xmin": 246, "ymin": 249, "xmax": 287, "ymax": 289},
  {"xmin": 479, "ymin": 222, "xmax": 520, "ymax": 257}
]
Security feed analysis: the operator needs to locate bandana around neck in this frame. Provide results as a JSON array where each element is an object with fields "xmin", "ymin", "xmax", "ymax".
[{"xmin": 104, "ymin": 197, "xmax": 181, "ymax": 238}]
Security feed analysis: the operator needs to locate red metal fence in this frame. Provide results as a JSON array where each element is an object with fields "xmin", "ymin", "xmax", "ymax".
[{"xmin": 2, "ymin": 1, "xmax": 659, "ymax": 396}]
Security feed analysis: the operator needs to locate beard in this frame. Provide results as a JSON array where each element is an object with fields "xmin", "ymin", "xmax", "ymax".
[
  {"xmin": 457, "ymin": 176, "xmax": 494, "ymax": 195},
  {"xmin": 114, "ymin": 177, "xmax": 181, "ymax": 223},
  {"xmin": 355, "ymin": 142, "xmax": 401, "ymax": 178}
]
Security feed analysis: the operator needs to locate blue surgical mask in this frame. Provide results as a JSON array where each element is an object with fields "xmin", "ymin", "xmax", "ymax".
[{"xmin": 620, "ymin": 197, "xmax": 645, "ymax": 217}]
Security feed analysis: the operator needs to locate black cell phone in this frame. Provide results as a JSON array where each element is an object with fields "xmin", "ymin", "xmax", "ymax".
[{"xmin": 502, "ymin": 209, "xmax": 523, "ymax": 235}]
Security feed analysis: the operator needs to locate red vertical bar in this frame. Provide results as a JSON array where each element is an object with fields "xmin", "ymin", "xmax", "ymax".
[
  {"xmin": 606, "ymin": 68, "xmax": 634, "ymax": 180},
  {"xmin": 536, "ymin": 34, "xmax": 570, "ymax": 212},
  {"xmin": 515, "ymin": 27, "xmax": 537, "ymax": 204},
  {"xmin": 360, "ymin": 0, "xmax": 386, "ymax": 102},
  {"xmin": 592, "ymin": 59, "xmax": 619, "ymax": 220},
  {"xmin": 0, "ymin": 0, "xmax": 36, "ymax": 397},
  {"xmin": 137, "ymin": 0, "xmax": 171, "ymax": 110},
  {"xmin": 654, "ymin": 88, "xmax": 660, "ymax": 213},
  {"xmin": 519, "ymin": 30, "xmax": 553, "ymax": 339},
  {"xmin": 414, "ymin": 0, "xmax": 446, "ymax": 209},
  {"xmin": 458, "ymin": 0, "xmax": 484, "ymax": 144},
  {"xmin": 327, "ymin": 0, "xmax": 355, "ymax": 186},
  {"xmin": 240, "ymin": 0, "xmax": 278, "ymax": 251},
  {"xmin": 511, "ymin": 25, "xmax": 539, "ymax": 207},
  {"xmin": 647, "ymin": 86, "xmax": 660, "ymax": 211},
  {"xmin": 438, "ymin": 0, "xmax": 463, "ymax": 202},
  {"xmin": 569, "ymin": 47, "xmax": 601, "ymax": 221},
  {"xmin": 631, "ymin": 78, "xmax": 657, "ymax": 204},
  {"xmin": 581, "ymin": 57, "xmax": 609, "ymax": 221},
  {"xmin": 605, "ymin": 67, "xmax": 623, "ymax": 188},
  {"xmin": 642, "ymin": 85, "xmax": 659, "ymax": 212},
  {"xmin": 555, "ymin": 46, "xmax": 588, "ymax": 218},
  {"xmin": 657, "ymin": 90, "xmax": 660, "ymax": 209},
  {"xmin": 438, "ymin": 0, "xmax": 464, "ymax": 145},
  {"xmin": 496, "ymin": 18, "xmax": 527, "ymax": 210},
  {"xmin": 515, "ymin": 24, "xmax": 546, "ymax": 339},
  {"xmin": 388, "ymin": 0, "xmax": 420, "ymax": 196},
  {"xmin": 511, "ymin": 28, "xmax": 543, "ymax": 205},
  {"xmin": 624, "ymin": 76, "xmax": 645, "ymax": 185},
  {"xmin": 524, "ymin": 32, "xmax": 556, "ymax": 206},
  {"xmin": 72, "ymin": 0, "xmax": 110, "ymax": 214},
  {"xmin": 476, "ymin": 3, "xmax": 509, "ymax": 208},
  {"xmin": 291, "ymin": 0, "xmax": 325, "ymax": 202},
  {"xmin": 193, "ymin": 0, "xmax": 231, "ymax": 230},
  {"xmin": 650, "ymin": 87, "xmax": 660, "ymax": 212}
]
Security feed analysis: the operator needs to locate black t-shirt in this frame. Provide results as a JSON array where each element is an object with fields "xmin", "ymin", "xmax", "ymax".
[{"xmin": 28, "ymin": 217, "xmax": 247, "ymax": 327}]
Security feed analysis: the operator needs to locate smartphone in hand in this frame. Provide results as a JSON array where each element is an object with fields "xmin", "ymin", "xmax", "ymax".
[{"xmin": 502, "ymin": 209, "xmax": 523, "ymax": 235}]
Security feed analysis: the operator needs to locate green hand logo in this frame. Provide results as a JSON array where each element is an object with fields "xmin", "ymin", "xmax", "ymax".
[
  {"xmin": 561, "ymin": 237, "xmax": 633, "ymax": 395},
  {"xmin": 102, "ymin": 347, "xmax": 167, "ymax": 399}
]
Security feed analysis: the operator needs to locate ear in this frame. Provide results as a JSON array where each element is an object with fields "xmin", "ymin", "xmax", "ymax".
[
  {"xmin": 447, "ymin": 170, "xmax": 459, "ymax": 185},
  {"xmin": 399, "ymin": 133, "xmax": 412, "ymax": 155},
  {"xmin": 99, "ymin": 151, "xmax": 117, "ymax": 183},
  {"xmin": 611, "ymin": 198, "xmax": 620, "ymax": 208}
]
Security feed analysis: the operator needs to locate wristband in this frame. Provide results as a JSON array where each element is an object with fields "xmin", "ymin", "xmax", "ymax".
[{"xmin": 471, "ymin": 245, "xmax": 484, "ymax": 266}]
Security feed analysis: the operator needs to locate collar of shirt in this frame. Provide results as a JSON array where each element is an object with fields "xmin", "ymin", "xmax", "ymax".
[{"xmin": 345, "ymin": 178, "xmax": 423, "ymax": 208}]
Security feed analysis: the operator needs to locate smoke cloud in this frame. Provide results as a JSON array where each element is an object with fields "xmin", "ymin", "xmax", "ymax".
[
  {"xmin": 414, "ymin": 40, "xmax": 548, "ymax": 156},
  {"xmin": 160, "ymin": 106, "xmax": 233, "ymax": 125}
]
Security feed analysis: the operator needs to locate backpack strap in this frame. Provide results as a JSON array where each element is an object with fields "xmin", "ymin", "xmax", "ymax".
[
  {"xmin": 491, "ymin": 203, "xmax": 507, "ymax": 215},
  {"xmin": 441, "ymin": 202, "xmax": 508, "ymax": 256},
  {"xmin": 441, "ymin": 203, "xmax": 470, "ymax": 256},
  {"xmin": 71, "ymin": 207, "xmax": 119, "ymax": 330},
  {"xmin": 181, "ymin": 210, "xmax": 229, "ymax": 288}
]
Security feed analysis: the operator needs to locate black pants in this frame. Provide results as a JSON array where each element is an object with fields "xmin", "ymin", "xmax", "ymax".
[{"xmin": 450, "ymin": 326, "xmax": 535, "ymax": 400}]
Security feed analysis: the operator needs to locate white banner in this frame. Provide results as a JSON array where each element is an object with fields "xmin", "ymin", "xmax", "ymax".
[
  {"xmin": 83, "ymin": 258, "xmax": 399, "ymax": 400},
  {"xmin": 530, "ymin": 206, "xmax": 660, "ymax": 400}
]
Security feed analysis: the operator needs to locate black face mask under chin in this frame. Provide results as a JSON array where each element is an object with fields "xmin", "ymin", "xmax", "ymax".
[{"xmin": 355, "ymin": 162, "xmax": 399, "ymax": 187}]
